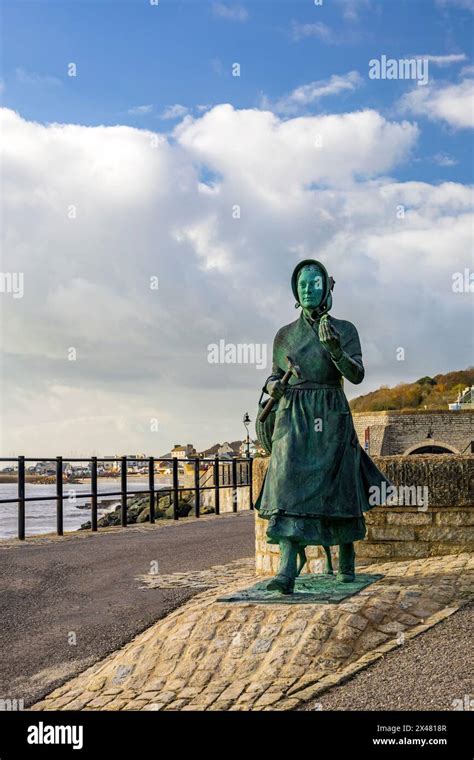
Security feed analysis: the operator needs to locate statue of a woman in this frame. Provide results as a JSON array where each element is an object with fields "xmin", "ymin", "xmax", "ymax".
[{"xmin": 255, "ymin": 259, "xmax": 390, "ymax": 594}]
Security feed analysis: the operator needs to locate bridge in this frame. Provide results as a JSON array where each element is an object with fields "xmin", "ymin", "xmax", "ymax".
[{"xmin": 352, "ymin": 409, "xmax": 474, "ymax": 456}]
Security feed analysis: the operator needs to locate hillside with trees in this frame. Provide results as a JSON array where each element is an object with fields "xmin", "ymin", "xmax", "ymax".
[{"xmin": 349, "ymin": 368, "xmax": 474, "ymax": 413}]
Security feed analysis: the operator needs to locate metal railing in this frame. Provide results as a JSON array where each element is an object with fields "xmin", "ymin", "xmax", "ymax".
[{"xmin": 0, "ymin": 455, "xmax": 254, "ymax": 540}]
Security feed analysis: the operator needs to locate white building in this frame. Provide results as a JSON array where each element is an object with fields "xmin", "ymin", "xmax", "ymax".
[
  {"xmin": 449, "ymin": 386, "xmax": 474, "ymax": 411},
  {"xmin": 171, "ymin": 444, "xmax": 196, "ymax": 459}
]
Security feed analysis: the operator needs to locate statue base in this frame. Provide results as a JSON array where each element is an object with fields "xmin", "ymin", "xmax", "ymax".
[{"xmin": 217, "ymin": 573, "xmax": 384, "ymax": 605}]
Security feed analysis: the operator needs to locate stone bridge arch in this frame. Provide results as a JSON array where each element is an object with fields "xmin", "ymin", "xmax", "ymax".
[{"xmin": 403, "ymin": 440, "xmax": 460, "ymax": 455}]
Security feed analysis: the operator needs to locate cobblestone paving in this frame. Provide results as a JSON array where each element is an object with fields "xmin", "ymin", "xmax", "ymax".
[
  {"xmin": 30, "ymin": 553, "xmax": 473, "ymax": 712},
  {"xmin": 137, "ymin": 558, "xmax": 255, "ymax": 590}
]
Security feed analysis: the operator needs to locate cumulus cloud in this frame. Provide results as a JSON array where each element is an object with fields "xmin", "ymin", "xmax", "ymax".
[
  {"xmin": 291, "ymin": 22, "xmax": 337, "ymax": 44},
  {"xmin": 1, "ymin": 105, "xmax": 472, "ymax": 455},
  {"xmin": 260, "ymin": 72, "xmax": 363, "ymax": 115},
  {"xmin": 175, "ymin": 104, "xmax": 418, "ymax": 191},
  {"xmin": 160, "ymin": 103, "xmax": 189, "ymax": 120},
  {"xmin": 400, "ymin": 76, "xmax": 474, "ymax": 128},
  {"xmin": 128, "ymin": 104, "xmax": 154, "ymax": 115}
]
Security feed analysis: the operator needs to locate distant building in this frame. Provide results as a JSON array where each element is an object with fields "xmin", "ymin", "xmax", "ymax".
[
  {"xmin": 217, "ymin": 442, "xmax": 236, "ymax": 459},
  {"xmin": 64, "ymin": 464, "xmax": 90, "ymax": 477},
  {"xmin": 126, "ymin": 454, "xmax": 147, "ymax": 465},
  {"xmin": 33, "ymin": 462, "xmax": 61, "ymax": 476},
  {"xmin": 197, "ymin": 443, "xmax": 220, "ymax": 459},
  {"xmin": 198, "ymin": 440, "xmax": 259, "ymax": 459},
  {"xmin": 102, "ymin": 457, "xmax": 121, "ymax": 473},
  {"xmin": 449, "ymin": 386, "xmax": 474, "ymax": 411},
  {"xmin": 122, "ymin": 454, "xmax": 147, "ymax": 473},
  {"xmin": 239, "ymin": 440, "xmax": 264, "ymax": 457},
  {"xmin": 171, "ymin": 444, "xmax": 196, "ymax": 459}
]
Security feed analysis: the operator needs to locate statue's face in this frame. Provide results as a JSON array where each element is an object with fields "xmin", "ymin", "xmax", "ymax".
[{"xmin": 297, "ymin": 265, "xmax": 325, "ymax": 310}]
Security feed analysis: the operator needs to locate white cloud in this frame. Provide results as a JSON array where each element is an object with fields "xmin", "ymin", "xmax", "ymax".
[
  {"xmin": 260, "ymin": 71, "xmax": 363, "ymax": 115},
  {"xmin": 187, "ymin": 106, "xmax": 417, "ymax": 192},
  {"xmin": 436, "ymin": 0, "xmax": 474, "ymax": 11},
  {"xmin": 295, "ymin": 0, "xmax": 372, "ymax": 26},
  {"xmin": 15, "ymin": 67, "xmax": 61, "ymax": 86},
  {"xmin": 335, "ymin": 0, "xmax": 372, "ymax": 21},
  {"xmin": 432, "ymin": 152, "xmax": 459, "ymax": 166},
  {"xmin": 291, "ymin": 21, "xmax": 337, "ymax": 44},
  {"xmin": 160, "ymin": 103, "xmax": 189, "ymax": 120},
  {"xmin": 413, "ymin": 53, "xmax": 467, "ymax": 66},
  {"xmin": 291, "ymin": 8, "xmax": 370, "ymax": 44},
  {"xmin": 400, "ymin": 77, "xmax": 474, "ymax": 128},
  {"xmin": 1, "ymin": 105, "xmax": 472, "ymax": 456},
  {"xmin": 212, "ymin": 2, "xmax": 248, "ymax": 21},
  {"xmin": 128, "ymin": 104, "xmax": 154, "ymax": 115}
]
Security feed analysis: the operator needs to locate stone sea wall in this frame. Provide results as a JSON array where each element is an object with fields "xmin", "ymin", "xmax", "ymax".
[{"xmin": 253, "ymin": 455, "xmax": 474, "ymax": 574}]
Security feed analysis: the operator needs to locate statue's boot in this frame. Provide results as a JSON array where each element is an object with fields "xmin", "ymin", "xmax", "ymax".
[
  {"xmin": 337, "ymin": 542, "xmax": 356, "ymax": 583},
  {"xmin": 267, "ymin": 538, "xmax": 298, "ymax": 594},
  {"xmin": 296, "ymin": 547, "xmax": 307, "ymax": 576},
  {"xmin": 323, "ymin": 545, "xmax": 334, "ymax": 575}
]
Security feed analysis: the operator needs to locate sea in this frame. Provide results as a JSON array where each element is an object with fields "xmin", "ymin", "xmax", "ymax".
[{"xmin": 0, "ymin": 477, "xmax": 172, "ymax": 540}]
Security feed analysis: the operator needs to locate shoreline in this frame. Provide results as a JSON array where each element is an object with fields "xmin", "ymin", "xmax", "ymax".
[
  {"xmin": 0, "ymin": 473, "xmax": 171, "ymax": 485},
  {"xmin": 0, "ymin": 477, "xmax": 173, "ymax": 540}
]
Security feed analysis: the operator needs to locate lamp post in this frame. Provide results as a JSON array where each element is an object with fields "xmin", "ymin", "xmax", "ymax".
[{"xmin": 243, "ymin": 412, "xmax": 251, "ymax": 458}]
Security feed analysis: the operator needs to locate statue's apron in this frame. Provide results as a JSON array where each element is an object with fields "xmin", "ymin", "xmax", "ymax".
[{"xmin": 255, "ymin": 312, "xmax": 390, "ymax": 547}]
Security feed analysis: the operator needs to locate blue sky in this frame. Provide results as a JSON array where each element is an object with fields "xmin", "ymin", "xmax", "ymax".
[
  {"xmin": 1, "ymin": 0, "xmax": 473, "ymax": 455},
  {"xmin": 2, "ymin": 0, "xmax": 473, "ymax": 184}
]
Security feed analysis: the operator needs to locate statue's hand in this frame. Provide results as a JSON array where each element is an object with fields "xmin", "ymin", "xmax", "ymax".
[
  {"xmin": 319, "ymin": 315, "xmax": 343, "ymax": 360},
  {"xmin": 267, "ymin": 379, "xmax": 284, "ymax": 401}
]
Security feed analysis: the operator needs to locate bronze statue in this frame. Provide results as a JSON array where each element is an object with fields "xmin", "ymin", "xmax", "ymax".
[{"xmin": 255, "ymin": 260, "xmax": 390, "ymax": 594}]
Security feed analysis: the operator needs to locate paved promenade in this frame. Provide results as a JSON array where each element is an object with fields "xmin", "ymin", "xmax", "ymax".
[
  {"xmin": 0, "ymin": 512, "xmax": 254, "ymax": 705},
  {"xmin": 302, "ymin": 600, "xmax": 473, "ymax": 711},
  {"xmin": 30, "ymin": 552, "xmax": 473, "ymax": 711}
]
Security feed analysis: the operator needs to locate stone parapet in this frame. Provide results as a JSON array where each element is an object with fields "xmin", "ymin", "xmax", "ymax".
[
  {"xmin": 351, "ymin": 409, "xmax": 474, "ymax": 456},
  {"xmin": 253, "ymin": 455, "xmax": 474, "ymax": 573}
]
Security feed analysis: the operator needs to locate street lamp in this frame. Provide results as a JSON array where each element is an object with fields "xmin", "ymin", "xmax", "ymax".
[{"xmin": 243, "ymin": 412, "xmax": 251, "ymax": 458}]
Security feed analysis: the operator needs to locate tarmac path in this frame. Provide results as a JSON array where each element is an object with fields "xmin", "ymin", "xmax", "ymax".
[{"xmin": 0, "ymin": 512, "xmax": 254, "ymax": 706}]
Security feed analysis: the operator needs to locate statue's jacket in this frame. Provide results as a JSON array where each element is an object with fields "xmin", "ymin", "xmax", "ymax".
[{"xmin": 255, "ymin": 310, "xmax": 391, "ymax": 547}]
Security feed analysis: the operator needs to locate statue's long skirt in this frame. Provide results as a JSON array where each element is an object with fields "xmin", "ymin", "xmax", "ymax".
[{"xmin": 255, "ymin": 387, "xmax": 391, "ymax": 547}]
